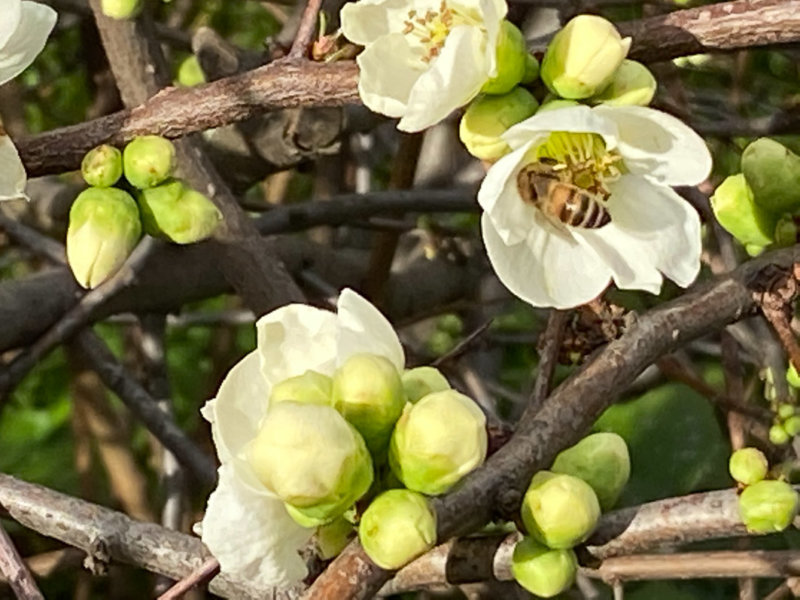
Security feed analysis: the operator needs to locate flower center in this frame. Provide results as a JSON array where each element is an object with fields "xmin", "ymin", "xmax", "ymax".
[
  {"xmin": 532, "ymin": 132, "xmax": 623, "ymax": 196},
  {"xmin": 403, "ymin": 2, "xmax": 482, "ymax": 63}
]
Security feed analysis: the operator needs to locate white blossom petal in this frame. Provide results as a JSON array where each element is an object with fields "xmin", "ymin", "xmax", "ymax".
[
  {"xmin": 398, "ymin": 25, "xmax": 488, "ymax": 132},
  {"xmin": 482, "ymin": 212, "xmax": 612, "ymax": 309},
  {"xmin": 502, "ymin": 105, "xmax": 619, "ymax": 151},
  {"xmin": 0, "ymin": 134, "xmax": 27, "ymax": 201},
  {"xmin": 579, "ymin": 175, "xmax": 702, "ymax": 289},
  {"xmin": 477, "ymin": 140, "xmax": 544, "ymax": 245},
  {"xmin": 336, "ymin": 288, "xmax": 405, "ymax": 370},
  {"xmin": 201, "ymin": 464, "xmax": 311, "ymax": 589},
  {"xmin": 0, "ymin": 1, "xmax": 57, "ymax": 86},
  {"xmin": 356, "ymin": 33, "xmax": 424, "ymax": 119},
  {"xmin": 595, "ymin": 105, "xmax": 712, "ymax": 186},
  {"xmin": 341, "ymin": 0, "xmax": 440, "ymax": 44},
  {"xmin": 256, "ymin": 303, "xmax": 339, "ymax": 387},
  {"xmin": 477, "ymin": 0, "xmax": 508, "ymax": 75},
  {"xmin": 0, "ymin": 0, "xmax": 23, "ymax": 52}
]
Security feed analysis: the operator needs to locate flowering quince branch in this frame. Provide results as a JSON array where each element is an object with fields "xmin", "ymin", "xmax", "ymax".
[{"xmin": 0, "ymin": 0, "xmax": 56, "ymax": 200}]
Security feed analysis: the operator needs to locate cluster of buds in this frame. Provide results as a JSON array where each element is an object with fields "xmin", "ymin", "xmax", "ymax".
[
  {"xmin": 711, "ymin": 138, "xmax": 800, "ymax": 255},
  {"xmin": 66, "ymin": 136, "xmax": 222, "ymax": 288},
  {"xmin": 512, "ymin": 432, "xmax": 630, "ymax": 597},
  {"xmin": 459, "ymin": 15, "xmax": 656, "ymax": 161},
  {"xmin": 729, "ymin": 447, "xmax": 798, "ymax": 534},
  {"xmin": 769, "ymin": 370, "xmax": 800, "ymax": 444},
  {"xmin": 245, "ymin": 354, "xmax": 487, "ymax": 569}
]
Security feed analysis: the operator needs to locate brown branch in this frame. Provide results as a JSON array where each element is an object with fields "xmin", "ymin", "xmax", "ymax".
[
  {"xmin": 17, "ymin": 0, "xmax": 800, "ymax": 177},
  {"xmin": 305, "ymin": 245, "xmax": 800, "ymax": 599},
  {"xmin": 156, "ymin": 557, "xmax": 220, "ymax": 600},
  {"xmin": 288, "ymin": 0, "xmax": 324, "ymax": 59},
  {"xmin": 526, "ymin": 310, "xmax": 569, "ymax": 416},
  {"xmin": 0, "ymin": 521, "xmax": 43, "ymax": 600}
]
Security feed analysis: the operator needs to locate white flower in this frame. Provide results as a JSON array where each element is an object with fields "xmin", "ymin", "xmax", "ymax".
[
  {"xmin": 0, "ymin": 0, "xmax": 57, "ymax": 201},
  {"xmin": 341, "ymin": 0, "xmax": 507, "ymax": 132},
  {"xmin": 200, "ymin": 289, "xmax": 404, "ymax": 588},
  {"xmin": 478, "ymin": 105, "xmax": 712, "ymax": 309}
]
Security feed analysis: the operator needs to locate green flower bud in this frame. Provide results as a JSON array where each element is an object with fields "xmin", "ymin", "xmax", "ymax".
[
  {"xmin": 521, "ymin": 54, "xmax": 540, "ymax": 84},
  {"xmin": 137, "ymin": 179, "xmax": 222, "ymax": 244},
  {"xmin": 389, "ymin": 390, "xmax": 487, "ymax": 495},
  {"xmin": 359, "ymin": 489, "xmax": 436, "ymax": 570},
  {"xmin": 710, "ymin": 174, "xmax": 777, "ymax": 247},
  {"xmin": 787, "ymin": 365, "xmax": 800, "ymax": 389},
  {"xmin": 521, "ymin": 471, "xmax": 601, "ymax": 549},
  {"xmin": 270, "ymin": 370, "xmax": 333, "ymax": 408},
  {"xmin": 590, "ymin": 60, "xmax": 656, "ymax": 107},
  {"xmin": 176, "ymin": 55, "xmax": 206, "ymax": 87},
  {"xmin": 742, "ymin": 138, "xmax": 800, "ymax": 214},
  {"xmin": 738, "ymin": 479, "xmax": 798, "ymax": 534},
  {"xmin": 81, "ymin": 145, "xmax": 122, "ymax": 187},
  {"xmin": 784, "ymin": 415, "xmax": 800, "ymax": 437},
  {"xmin": 778, "ymin": 403, "xmax": 797, "ymax": 419},
  {"xmin": 774, "ymin": 216, "xmax": 798, "ymax": 247},
  {"xmin": 551, "ymin": 432, "xmax": 630, "ymax": 510},
  {"xmin": 315, "ymin": 516, "xmax": 355, "ymax": 560},
  {"xmin": 459, "ymin": 89, "xmax": 539, "ymax": 161},
  {"xmin": 745, "ymin": 244, "xmax": 766, "ymax": 257},
  {"xmin": 537, "ymin": 98, "xmax": 581, "ymax": 113},
  {"xmin": 511, "ymin": 537, "xmax": 577, "ymax": 598},
  {"xmin": 729, "ymin": 448, "xmax": 768, "ymax": 486},
  {"xmin": 541, "ymin": 15, "xmax": 631, "ymax": 100},
  {"xmin": 66, "ymin": 188, "xmax": 142, "ymax": 289},
  {"xmin": 481, "ymin": 21, "xmax": 528, "ymax": 95},
  {"xmin": 769, "ymin": 423, "xmax": 791, "ymax": 446},
  {"xmin": 401, "ymin": 366, "xmax": 451, "ymax": 404},
  {"xmin": 332, "ymin": 353, "xmax": 405, "ymax": 454},
  {"xmin": 123, "ymin": 135, "xmax": 176, "ymax": 189},
  {"xmin": 247, "ymin": 402, "xmax": 373, "ymax": 527},
  {"xmin": 101, "ymin": 0, "xmax": 141, "ymax": 19}
]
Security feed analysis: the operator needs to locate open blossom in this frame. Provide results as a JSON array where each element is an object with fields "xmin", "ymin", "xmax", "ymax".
[
  {"xmin": 340, "ymin": 0, "xmax": 507, "ymax": 132},
  {"xmin": 0, "ymin": 0, "xmax": 57, "ymax": 200},
  {"xmin": 200, "ymin": 289, "xmax": 404, "ymax": 587},
  {"xmin": 478, "ymin": 105, "xmax": 712, "ymax": 309}
]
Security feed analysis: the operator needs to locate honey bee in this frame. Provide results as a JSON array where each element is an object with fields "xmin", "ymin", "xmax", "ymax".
[{"xmin": 516, "ymin": 162, "xmax": 611, "ymax": 229}]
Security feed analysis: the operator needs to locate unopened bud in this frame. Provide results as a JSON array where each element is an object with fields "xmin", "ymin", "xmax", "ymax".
[
  {"xmin": 537, "ymin": 98, "xmax": 581, "ymax": 113},
  {"xmin": 390, "ymin": 390, "xmax": 487, "ymax": 495},
  {"xmin": 459, "ymin": 88, "xmax": 539, "ymax": 160},
  {"xmin": 551, "ymin": 432, "xmax": 630, "ymax": 510},
  {"xmin": 81, "ymin": 145, "xmax": 122, "ymax": 187},
  {"xmin": 590, "ymin": 60, "xmax": 656, "ymax": 107},
  {"xmin": 784, "ymin": 415, "xmax": 800, "ymax": 437},
  {"xmin": 521, "ymin": 471, "xmax": 600, "ymax": 549},
  {"xmin": 66, "ymin": 188, "xmax": 141, "ymax": 289},
  {"xmin": 511, "ymin": 537, "xmax": 577, "ymax": 598},
  {"xmin": 270, "ymin": 370, "xmax": 333, "ymax": 408},
  {"xmin": 541, "ymin": 15, "xmax": 630, "ymax": 99},
  {"xmin": 774, "ymin": 216, "xmax": 798, "ymax": 247},
  {"xmin": 787, "ymin": 365, "xmax": 800, "ymax": 389},
  {"xmin": 101, "ymin": 0, "xmax": 141, "ymax": 19},
  {"xmin": 738, "ymin": 479, "xmax": 798, "ymax": 534},
  {"xmin": 521, "ymin": 54, "xmax": 540, "ymax": 84},
  {"xmin": 123, "ymin": 135, "xmax": 176, "ymax": 189},
  {"xmin": 711, "ymin": 174, "xmax": 776, "ymax": 247},
  {"xmin": 359, "ymin": 489, "xmax": 436, "ymax": 569},
  {"xmin": 778, "ymin": 403, "xmax": 797, "ymax": 420},
  {"xmin": 137, "ymin": 179, "xmax": 222, "ymax": 244},
  {"xmin": 176, "ymin": 55, "xmax": 206, "ymax": 87},
  {"xmin": 481, "ymin": 21, "xmax": 529, "ymax": 95},
  {"xmin": 401, "ymin": 366, "xmax": 451, "ymax": 404},
  {"xmin": 332, "ymin": 353, "xmax": 405, "ymax": 454},
  {"xmin": 247, "ymin": 402, "xmax": 373, "ymax": 527},
  {"xmin": 742, "ymin": 138, "xmax": 800, "ymax": 214},
  {"xmin": 315, "ymin": 516, "xmax": 355, "ymax": 560},
  {"xmin": 729, "ymin": 448, "xmax": 768, "ymax": 486},
  {"xmin": 770, "ymin": 424, "xmax": 791, "ymax": 446}
]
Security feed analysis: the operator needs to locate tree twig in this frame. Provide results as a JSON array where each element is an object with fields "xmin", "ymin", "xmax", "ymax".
[
  {"xmin": 156, "ymin": 557, "xmax": 220, "ymax": 600},
  {"xmin": 0, "ymin": 521, "xmax": 43, "ymax": 600},
  {"xmin": 287, "ymin": 0, "xmax": 324, "ymax": 59}
]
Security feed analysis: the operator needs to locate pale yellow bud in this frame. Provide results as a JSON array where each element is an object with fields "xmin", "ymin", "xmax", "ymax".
[
  {"xmin": 590, "ymin": 60, "xmax": 656, "ymax": 107},
  {"xmin": 459, "ymin": 89, "xmax": 539, "ymax": 160},
  {"xmin": 401, "ymin": 366, "xmax": 450, "ymax": 404},
  {"xmin": 738, "ymin": 480, "xmax": 798, "ymax": 534},
  {"xmin": 270, "ymin": 370, "xmax": 333, "ymax": 408},
  {"xmin": 511, "ymin": 537, "xmax": 577, "ymax": 598}
]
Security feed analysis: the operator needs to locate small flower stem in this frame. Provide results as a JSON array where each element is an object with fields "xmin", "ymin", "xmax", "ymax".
[{"xmin": 156, "ymin": 557, "xmax": 220, "ymax": 600}]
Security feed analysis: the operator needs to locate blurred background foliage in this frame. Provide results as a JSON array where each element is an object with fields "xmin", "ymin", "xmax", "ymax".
[{"xmin": 2, "ymin": 0, "xmax": 800, "ymax": 597}]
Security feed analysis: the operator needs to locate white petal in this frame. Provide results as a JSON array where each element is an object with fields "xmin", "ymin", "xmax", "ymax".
[
  {"xmin": 356, "ymin": 33, "xmax": 424, "ymax": 119},
  {"xmin": 0, "ymin": 0, "xmax": 22, "ymax": 52},
  {"xmin": 502, "ymin": 105, "xmax": 619, "ymax": 151},
  {"xmin": 256, "ymin": 303, "xmax": 339, "ymax": 386},
  {"xmin": 398, "ymin": 25, "xmax": 488, "ymax": 132},
  {"xmin": 476, "ymin": 0, "xmax": 508, "ymax": 75},
  {"xmin": 336, "ymin": 288, "xmax": 405, "ymax": 370},
  {"xmin": 0, "ymin": 134, "xmax": 27, "ymax": 201},
  {"xmin": 201, "ymin": 464, "xmax": 311, "ymax": 588},
  {"xmin": 477, "ymin": 140, "xmax": 544, "ymax": 245},
  {"xmin": 0, "ymin": 1, "xmax": 56, "ymax": 86},
  {"xmin": 577, "ymin": 175, "xmax": 702, "ymax": 291},
  {"xmin": 340, "ymin": 0, "xmax": 429, "ymax": 45},
  {"xmin": 481, "ymin": 212, "xmax": 612, "ymax": 309},
  {"xmin": 595, "ymin": 105, "xmax": 712, "ymax": 186}
]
